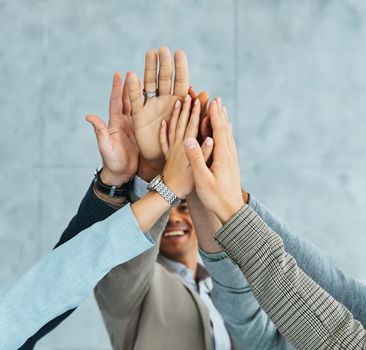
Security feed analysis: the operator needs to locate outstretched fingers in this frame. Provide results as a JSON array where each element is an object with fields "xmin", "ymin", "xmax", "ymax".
[
  {"xmin": 175, "ymin": 95, "xmax": 192, "ymax": 141},
  {"xmin": 126, "ymin": 72, "xmax": 144, "ymax": 117},
  {"xmin": 185, "ymin": 98, "xmax": 201, "ymax": 139},
  {"xmin": 173, "ymin": 50, "xmax": 189, "ymax": 97},
  {"xmin": 158, "ymin": 47, "xmax": 172, "ymax": 96},
  {"xmin": 168, "ymin": 99, "xmax": 182, "ymax": 145},
  {"xmin": 122, "ymin": 74, "xmax": 131, "ymax": 116},
  {"xmin": 109, "ymin": 72, "xmax": 123, "ymax": 126},
  {"xmin": 144, "ymin": 49, "xmax": 157, "ymax": 94},
  {"xmin": 160, "ymin": 120, "xmax": 169, "ymax": 158}
]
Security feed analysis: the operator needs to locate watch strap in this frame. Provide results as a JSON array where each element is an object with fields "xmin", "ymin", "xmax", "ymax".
[
  {"xmin": 148, "ymin": 175, "xmax": 181, "ymax": 207},
  {"xmin": 93, "ymin": 168, "xmax": 132, "ymax": 198}
]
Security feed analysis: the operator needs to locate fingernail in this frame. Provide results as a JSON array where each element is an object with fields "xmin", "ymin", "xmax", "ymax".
[
  {"xmin": 175, "ymin": 100, "xmax": 181, "ymax": 109},
  {"xmin": 205, "ymin": 137, "xmax": 213, "ymax": 146},
  {"xmin": 161, "ymin": 119, "xmax": 166, "ymax": 127},
  {"xmin": 194, "ymin": 98, "xmax": 200, "ymax": 106},
  {"xmin": 185, "ymin": 95, "xmax": 191, "ymax": 103},
  {"xmin": 217, "ymin": 97, "xmax": 222, "ymax": 104},
  {"xmin": 184, "ymin": 138, "xmax": 197, "ymax": 150}
]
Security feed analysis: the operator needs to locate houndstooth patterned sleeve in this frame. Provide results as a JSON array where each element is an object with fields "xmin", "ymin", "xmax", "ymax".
[{"xmin": 214, "ymin": 204, "xmax": 366, "ymax": 350}]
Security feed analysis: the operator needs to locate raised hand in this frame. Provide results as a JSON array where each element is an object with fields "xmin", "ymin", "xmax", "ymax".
[
  {"xmin": 86, "ymin": 72, "xmax": 139, "ymax": 185},
  {"xmin": 127, "ymin": 48, "xmax": 189, "ymax": 164},
  {"xmin": 159, "ymin": 96, "xmax": 213, "ymax": 199},
  {"xmin": 184, "ymin": 98, "xmax": 244, "ymax": 223}
]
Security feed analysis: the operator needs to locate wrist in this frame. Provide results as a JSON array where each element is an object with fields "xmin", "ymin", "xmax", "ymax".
[
  {"xmin": 131, "ymin": 191, "xmax": 171, "ymax": 232},
  {"xmin": 215, "ymin": 199, "xmax": 245, "ymax": 224},
  {"xmin": 148, "ymin": 175, "xmax": 182, "ymax": 207},
  {"xmin": 100, "ymin": 168, "xmax": 131, "ymax": 186},
  {"xmin": 137, "ymin": 156, "xmax": 165, "ymax": 182},
  {"xmin": 163, "ymin": 177, "xmax": 185, "ymax": 200},
  {"xmin": 93, "ymin": 186, "xmax": 127, "ymax": 207}
]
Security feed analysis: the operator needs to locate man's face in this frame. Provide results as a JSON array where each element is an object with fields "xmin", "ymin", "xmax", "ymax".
[{"xmin": 159, "ymin": 200, "xmax": 198, "ymax": 261}]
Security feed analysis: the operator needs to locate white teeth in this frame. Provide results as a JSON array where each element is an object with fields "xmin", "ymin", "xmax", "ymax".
[{"xmin": 164, "ymin": 230, "xmax": 185, "ymax": 237}]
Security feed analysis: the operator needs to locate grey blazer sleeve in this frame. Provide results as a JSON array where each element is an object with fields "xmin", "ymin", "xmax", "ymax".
[
  {"xmin": 250, "ymin": 195, "xmax": 366, "ymax": 327},
  {"xmin": 215, "ymin": 205, "xmax": 366, "ymax": 350}
]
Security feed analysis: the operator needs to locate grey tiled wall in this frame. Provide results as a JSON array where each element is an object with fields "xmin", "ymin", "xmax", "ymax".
[{"xmin": 1, "ymin": 0, "xmax": 365, "ymax": 349}]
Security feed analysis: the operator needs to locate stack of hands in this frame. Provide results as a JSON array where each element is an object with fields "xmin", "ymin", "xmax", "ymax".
[
  {"xmin": 87, "ymin": 47, "xmax": 246, "ymax": 239},
  {"xmin": 3, "ymin": 48, "xmax": 365, "ymax": 350}
]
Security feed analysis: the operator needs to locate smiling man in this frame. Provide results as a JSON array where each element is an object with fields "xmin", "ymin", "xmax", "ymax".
[{"xmin": 159, "ymin": 200, "xmax": 199, "ymax": 274}]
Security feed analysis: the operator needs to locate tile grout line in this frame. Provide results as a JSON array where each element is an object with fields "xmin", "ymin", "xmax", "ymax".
[
  {"xmin": 36, "ymin": 1, "xmax": 49, "ymax": 259},
  {"xmin": 233, "ymin": 0, "xmax": 239, "ymax": 142}
]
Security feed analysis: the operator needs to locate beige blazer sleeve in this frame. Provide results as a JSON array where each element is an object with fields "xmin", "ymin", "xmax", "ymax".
[{"xmin": 215, "ymin": 205, "xmax": 366, "ymax": 350}]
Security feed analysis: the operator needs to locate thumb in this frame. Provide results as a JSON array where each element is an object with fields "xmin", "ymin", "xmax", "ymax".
[
  {"xmin": 86, "ymin": 114, "xmax": 109, "ymax": 144},
  {"xmin": 184, "ymin": 137, "xmax": 211, "ymax": 180}
]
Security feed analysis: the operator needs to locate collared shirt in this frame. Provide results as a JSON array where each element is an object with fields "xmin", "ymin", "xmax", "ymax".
[
  {"xmin": 0, "ymin": 204, "xmax": 154, "ymax": 350},
  {"xmin": 159, "ymin": 255, "xmax": 232, "ymax": 350}
]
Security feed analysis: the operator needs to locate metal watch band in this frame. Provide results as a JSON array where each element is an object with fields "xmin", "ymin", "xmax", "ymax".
[
  {"xmin": 93, "ymin": 168, "xmax": 132, "ymax": 198},
  {"xmin": 147, "ymin": 175, "xmax": 181, "ymax": 207}
]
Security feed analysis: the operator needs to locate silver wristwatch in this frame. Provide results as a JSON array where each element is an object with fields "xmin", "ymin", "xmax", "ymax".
[{"xmin": 147, "ymin": 175, "xmax": 181, "ymax": 207}]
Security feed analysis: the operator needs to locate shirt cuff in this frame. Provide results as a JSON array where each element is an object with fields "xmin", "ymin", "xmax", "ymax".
[
  {"xmin": 200, "ymin": 250, "xmax": 250, "ymax": 289},
  {"xmin": 199, "ymin": 248, "xmax": 228, "ymax": 262},
  {"xmin": 130, "ymin": 175, "xmax": 149, "ymax": 201}
]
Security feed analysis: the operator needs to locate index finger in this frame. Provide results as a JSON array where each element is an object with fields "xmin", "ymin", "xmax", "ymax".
[
  {"xmin": 126, "ymin": 72, "xmax": 143, "ymax": 117},
  {"xmin": 144, "ymin": 49, "xmax": 157, "ymax": 93},
  {"xmin": 210, "ymin": 100, "xmax": 229, "ymax": 148},
  {"xmin": 109, "ymin": 72, "xmax": 123, "ymax": 122},
  {"xmin": 173, "ymin": 50, "xmax": 189, "ymax": 97},
  {"xmin": 122, "ymin": 73, "xmax": 131, "ymax": 116}
]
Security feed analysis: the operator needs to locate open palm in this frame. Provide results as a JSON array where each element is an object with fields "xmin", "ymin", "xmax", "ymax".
[
  {"xmin": 86, "ymin": 72, "xmax": 139, "ymax": 185},
  {"xmin": 127, "ymin": 48, "xmax": 189, "ymax": 161}
]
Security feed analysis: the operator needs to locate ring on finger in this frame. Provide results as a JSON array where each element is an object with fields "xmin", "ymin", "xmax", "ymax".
[{"xmin": 143, "ymin": 89, "xmax": 159, "ymax": 100}]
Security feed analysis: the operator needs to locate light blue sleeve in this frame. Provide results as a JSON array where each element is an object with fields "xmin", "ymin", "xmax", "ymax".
[
  {"xmin": 0, "ymin": 204, "xmax": 154, "ymax": 350},
  {"xmin": 200, "ymin": 250, "xmax": 294, "ymax": 350}
]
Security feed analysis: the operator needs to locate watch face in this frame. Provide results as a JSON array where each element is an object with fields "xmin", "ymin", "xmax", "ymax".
[{"xmin": 147, "ymin": 175, "xmax": 162, "ymax": 190}]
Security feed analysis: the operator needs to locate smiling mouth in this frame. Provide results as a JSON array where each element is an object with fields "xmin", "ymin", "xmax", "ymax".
[{"xmin": 163, "ymin": 230, "xmax": 187, "ymax": 238}]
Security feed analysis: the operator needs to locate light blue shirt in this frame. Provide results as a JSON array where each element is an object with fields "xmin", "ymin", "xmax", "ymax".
[{"xmin": 0, "ymin": 204, "xmax": 154, "ymax": 350}]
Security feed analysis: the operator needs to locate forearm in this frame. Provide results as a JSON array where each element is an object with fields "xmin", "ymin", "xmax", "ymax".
[
  {"xmin": 186, "ymin": 189, "xmax": 223, "ymax": 252},
  {"xmin": 215, "ymin": 205, "xmax": 366, "ymax": 350}
]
